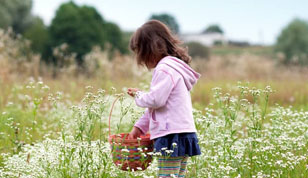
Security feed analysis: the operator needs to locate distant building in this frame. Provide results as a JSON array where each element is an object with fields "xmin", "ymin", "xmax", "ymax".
[{"xmin": 181, "ymin": 32, "xmax": 228, "ymax": 46}]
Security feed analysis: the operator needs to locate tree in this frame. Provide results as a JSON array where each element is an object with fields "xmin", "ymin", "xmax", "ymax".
[
  {"xmin": 203, "ymin": 24, "xmax": 224, "ymax": 34},
  {"xmin": 48, "ymin": 2, "xmax": 107, "ymax": 64},
  {"xmin": 24, "ymin": 17, "xmax": 49, "ymax": 54},
  {"xmin": 275, "ymin": 19, "xmax": 308, "ymax": 65},
  {"xmin": 186, "ymin": 42, "xmax": 210, "ymax": 59},
  {"xmin": 150, "ymin": 13, "xmax": 180, "ymax": 34},
  {"xmin": 123, "ymin": 31, "xmax": 133, "ymax": 54},
  {"xmin": 0, "ymin": 0, "xmax": 33, "ymax": 34},
  {"xmin": 105, "ymin": 22, "xmax": 128, "ymax": 54}
]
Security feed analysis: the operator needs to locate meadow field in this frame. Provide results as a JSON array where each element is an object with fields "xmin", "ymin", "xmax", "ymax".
[{"xmin": 0, "ymin": 31, "xmax": 308, "ymax": 177}]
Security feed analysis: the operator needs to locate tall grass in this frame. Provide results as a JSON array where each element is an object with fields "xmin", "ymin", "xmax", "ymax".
[
  {"xmin": 0, "ymin": 80, "xmax": 307, "ymax": 177},
  {"xmin": 1, "ymin": 28, "xmax": 308, "ymax": 110}
]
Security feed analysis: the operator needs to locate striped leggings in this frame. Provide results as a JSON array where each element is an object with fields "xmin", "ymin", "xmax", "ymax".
[{"xmin": 158, "ymin": 156, "xmax": 188, "ymax": 178}]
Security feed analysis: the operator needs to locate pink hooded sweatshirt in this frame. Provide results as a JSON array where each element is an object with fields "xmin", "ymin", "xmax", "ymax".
[{"xmin": 134, "ymin": 56, "xmax": 201, "ymax": 140}]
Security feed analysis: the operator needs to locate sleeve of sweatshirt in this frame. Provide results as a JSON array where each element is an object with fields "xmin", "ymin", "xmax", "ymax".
[
  {"xmin": 134, "ymin": 108, "xmax": 150, "ymax": 134},
  {"xmin": 135, "ymin": 70, "xmax": 175, "ymax": 109}
]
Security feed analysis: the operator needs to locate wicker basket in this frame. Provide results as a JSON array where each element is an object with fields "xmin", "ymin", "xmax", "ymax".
[{"xmin": 108, "ymin": 96, "xmax": 154, "ymax": 171}]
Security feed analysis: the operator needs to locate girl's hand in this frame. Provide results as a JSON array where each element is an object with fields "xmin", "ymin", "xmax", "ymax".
[
  {"xmin": 128, "ymin": 126, "xmax": 142, "ymax": 139},
  {"xmin": 127, "ymin": 88, "xmax": 139, "ymax": 97}
]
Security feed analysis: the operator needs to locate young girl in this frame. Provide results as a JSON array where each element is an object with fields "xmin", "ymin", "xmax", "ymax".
[{"xmin": 127, "ymin": 20, "xmax": 201, "ymax": 178}]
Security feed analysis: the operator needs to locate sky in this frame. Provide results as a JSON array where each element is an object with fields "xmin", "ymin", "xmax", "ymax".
[{"xmin": 32, "ymin": 0, "xmax": 308, "ymax": 45}]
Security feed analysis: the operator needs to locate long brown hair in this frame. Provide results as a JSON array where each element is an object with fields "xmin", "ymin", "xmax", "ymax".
[{"xmin": 130, "ymin": 20, "xmax": 191, "ymax": 69}]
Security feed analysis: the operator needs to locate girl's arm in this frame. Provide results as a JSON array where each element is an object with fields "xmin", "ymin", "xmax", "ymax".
[
  {"xmin": 135, "ymin": 70, "xmax": 175, "ymax": 109},
  {"xmin": 134, "ymin": 108, "xmax": 150, "ymax": 134}
]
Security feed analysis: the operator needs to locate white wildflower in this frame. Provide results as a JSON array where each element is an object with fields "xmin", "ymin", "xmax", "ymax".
[{"xmin": 121, "ymin": 149, "xmax": 129, "ymax": 153}]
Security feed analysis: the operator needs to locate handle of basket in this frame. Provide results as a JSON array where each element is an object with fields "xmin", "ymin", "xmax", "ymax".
[{"xmin": 108, "ymin": 94, "xmax": 123, "ymax": 136}]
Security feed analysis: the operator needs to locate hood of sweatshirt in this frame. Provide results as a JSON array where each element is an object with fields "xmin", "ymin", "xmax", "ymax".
[{"xmin": 158, "ymin": 56, "xmax": 201, "ymax": 91}]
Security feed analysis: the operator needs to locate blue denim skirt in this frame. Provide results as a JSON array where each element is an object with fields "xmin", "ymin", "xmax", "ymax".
[{"xmin": 154, "ymin": 132, "xmax": 201, "ymax": 157}]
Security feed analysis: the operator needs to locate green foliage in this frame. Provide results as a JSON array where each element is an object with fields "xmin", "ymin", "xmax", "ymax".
[
  {"xmin": 0, "ymin": 6, "xmax": 11, "ymax": 29},
  {"xmin": 203, "ymin": 24, "xmax": 224, "ymax": 34},
  {"xmin": 0, "ymin": 0, "xmax": 33, "ymax": 34},
  {"xmin": 186, "ymin": 42, "xmax": 210, "ymax": 59},
  {"xmin": 211, "ymin": 46, "xmax": 274, "ymax": 57},
  {"xmin": 49, "ymin": 2, "xmax": 106, "ymax": 64},
  {"xmin": 214, "ymin": 40, "xmax": 223, "ymax": 46},
  {"xmin": 105, "ymin": 22, "xmax": 128, "ymax": 55},
  {"xmin": 0, "ymin": 0, "xmax": 128, "ymax": 65},
  {"xmin": 123, "ymin": 31, "xmax": 133, "ymax": 54},
  {"xmin": 48, "ymin": 2, "xmax": 128, "ymax": 64},
  {"xmin": 275, "ymin": 18, "xmax": 308, "ymax": 65},
  {"xmin": 23, "ymin": 17, "xmax": 49, "ymax": 54},
  {"xmin": 149, "ymin": 13, "xmax": 180, "ymax": 34}
]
